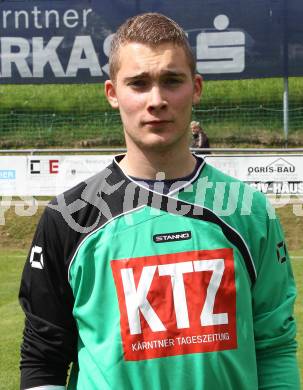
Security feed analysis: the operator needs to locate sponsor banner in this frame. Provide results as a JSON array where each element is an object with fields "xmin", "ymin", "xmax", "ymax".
[
  {"xmin": 249, "ymin": 182, "xmax": 303, "ymax": 195},
  {"xmin": 204, "ymin": 154, "xmax": 303, "ymax": 195},
  {"xmin": 0, "ymin": 0, "xmax": 302, "ymax": 84},
  {"xmin": 26, "ymin": 155, "xmax": 113, "ymax": 196},
  {"xmin": 0, "ymin": 156, "xmax": 26, "ymax": 194},
  {"xmin": 0, "ymin": 155, "xmax": 113, "ymax": 196},
  {"xmin": 1, "ymin": 154, "xmax": 303, "ymax": 196}
]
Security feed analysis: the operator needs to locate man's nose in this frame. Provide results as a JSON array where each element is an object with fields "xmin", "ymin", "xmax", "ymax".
[{"xmin": 147, "ymin": 86, "xmax": 168, "ymax": 111}]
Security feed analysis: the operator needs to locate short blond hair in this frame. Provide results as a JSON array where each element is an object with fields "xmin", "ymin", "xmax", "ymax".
[{"xmin": 109, "ymin": 13, "xmax": 196, "ymax": 81}]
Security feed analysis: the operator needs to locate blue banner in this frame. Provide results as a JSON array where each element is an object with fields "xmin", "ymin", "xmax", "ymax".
[{"xmin": 0, "ymin": 0, "xmax": 302, "ymax": 84}]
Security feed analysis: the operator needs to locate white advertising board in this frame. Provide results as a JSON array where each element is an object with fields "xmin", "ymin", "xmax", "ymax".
[
  {"xmin": 1, "ymin": 154, "xmax": 303, "ymax": 196},
  {"xmin": 25, "ymin": 155, "xmax": 114, "ymax": 196},
  {"xmin": 0, "ymin": 156, "xmax": 27, "ymax": 195},
  {"xmin": 0, "ymin": 155, "xmax": 113, "ymax": 196},
  {"xmin": 204, "ymin": 154, "xmax": 303, "ymax": 195}
]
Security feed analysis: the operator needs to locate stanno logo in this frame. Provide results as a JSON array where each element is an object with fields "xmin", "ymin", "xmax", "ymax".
[{"xmin": 153, "ymin": 231, "xmax": 192, "ymax": 243}]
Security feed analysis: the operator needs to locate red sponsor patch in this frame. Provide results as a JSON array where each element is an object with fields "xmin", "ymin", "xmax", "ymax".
[{"xmin": 111, "ymin": 249, "xmax": 237, "ymax": 361}]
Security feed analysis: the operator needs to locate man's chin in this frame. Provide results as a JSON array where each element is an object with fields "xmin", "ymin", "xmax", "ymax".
[
  {"xmin": 125, "ymin": 131, "xmax": 186, "ymax": 153},
  {"xmin": 138, "ymin": 137, "xmax": 180, "ymax": 152}
]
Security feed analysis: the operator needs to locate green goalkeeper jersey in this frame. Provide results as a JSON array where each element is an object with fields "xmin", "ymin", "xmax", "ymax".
[{"xmin": 20, "ymin": 155, "xmax": 299, "ymax": 390}]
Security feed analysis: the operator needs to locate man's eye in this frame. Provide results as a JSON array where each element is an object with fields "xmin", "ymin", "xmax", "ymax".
[
  {"xmin": 163, "ymin": 78, "xmax": 182, "ymax": 86},
  {"xmin": 128, "ymin": 80, "xmax": 147, "ymax": 88}
]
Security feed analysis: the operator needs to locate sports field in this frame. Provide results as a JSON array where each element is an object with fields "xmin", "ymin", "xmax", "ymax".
[
  {"xmin": 0, "ymin": 247, "xmax": 302, "ymax": 389},
  {"xmin": 1, "ymin": 78, "xmax": 303, "ymax": 148}
]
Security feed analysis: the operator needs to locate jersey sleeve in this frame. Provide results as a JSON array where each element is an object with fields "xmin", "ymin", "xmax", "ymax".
[
  {"xmin": 19, "ymin": 206, "xmax": 78, "ymax": 390},
  {"xmin": 252, "ymin": 208, "xmax": 300, "ymax": 389}
]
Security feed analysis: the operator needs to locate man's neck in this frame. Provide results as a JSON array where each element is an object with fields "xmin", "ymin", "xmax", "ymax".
[{"xmin": 119, "ymin": 147, "xmax": 196, "ymax": 180}]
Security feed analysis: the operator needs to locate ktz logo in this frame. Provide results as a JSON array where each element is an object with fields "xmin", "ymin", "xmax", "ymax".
[
  {"xmin": 276, "ymin": 241, "xmax": 287, "ymax": 263},
  {"xmin": 29, "ymin": 245, "xmax": 44, "ymax": 269},
  {"xmin": 111, "ymin": 249, "xmax": 237, "ymax": 361}
]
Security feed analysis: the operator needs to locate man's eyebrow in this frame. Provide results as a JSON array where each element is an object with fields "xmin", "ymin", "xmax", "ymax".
[
  {"xmin": 162, "ymin": 70, "xmax": 187, "ymax": 77},
  {"xmin": 123, "ymin": 73, "xmax": 149, "ymax": 83},
  {"xmin": 123, "ymin": 70, "xmax": 187, "ymax": 82}
]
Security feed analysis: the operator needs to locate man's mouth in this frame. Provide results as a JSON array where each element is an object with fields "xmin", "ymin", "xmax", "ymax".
[{"xmin": 143, "ymin": 120, "xmax": 172, "ymax": 125}]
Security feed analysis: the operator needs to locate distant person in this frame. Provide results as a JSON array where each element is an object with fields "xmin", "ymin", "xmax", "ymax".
[
  {"xmin": 190, "ymin": 120, "xmax": 210, "ymax": 153},
  {"xmin": 19, "ymin": 12, "xmax": 299, "ymax": 390}
]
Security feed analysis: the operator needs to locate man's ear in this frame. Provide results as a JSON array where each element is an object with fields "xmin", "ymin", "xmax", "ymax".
[
  {"xmin": 192, "ymin": 74, "xmax": 203, "ymax": 106},
  {"xmin": 104, "ymin": 80, "xmax": 119, "ymax": 109}
]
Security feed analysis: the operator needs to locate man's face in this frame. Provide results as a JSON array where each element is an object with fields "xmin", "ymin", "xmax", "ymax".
[
  {"xmin": 105, "ymin": 42, "xmax": 202, "ymax": 152},
  {"xmin": 191, "ymin": 125, "xmax": 200, "ymax": 135}
]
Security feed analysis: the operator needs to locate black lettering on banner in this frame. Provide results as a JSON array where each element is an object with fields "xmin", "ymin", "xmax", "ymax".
[{"xmin": 30, "ymin": 159, "xmax": 40, "ymax": 174}]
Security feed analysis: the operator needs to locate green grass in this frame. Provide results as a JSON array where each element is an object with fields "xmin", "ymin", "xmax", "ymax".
[
  {"xmin": 0, "ymin": 84, "xmax": 109, "ymax": 112},
  {"xmin": 1, "ymin": 78, "xmax": 302, "ymax": 148},
  {"xmin": 0, "ymin": 248, "xmax": 302, "ymax": 389},
  {"xmin": 1, "ymin": 78, "xmax": 303, "ymax": 112},
  {"xmin": 0, "ymin": 250, "xmax": 25, "ymax": 390}
]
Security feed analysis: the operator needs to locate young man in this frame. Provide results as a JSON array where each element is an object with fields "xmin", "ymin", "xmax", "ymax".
[{"xmin": 19, "ymin": 13, "xmax": 299, "ymax": 390}]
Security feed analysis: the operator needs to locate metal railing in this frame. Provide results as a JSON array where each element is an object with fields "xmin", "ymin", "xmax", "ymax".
[{"xmin": 1, "ymin": 147, "xmax": 303, "ymax": 155}]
